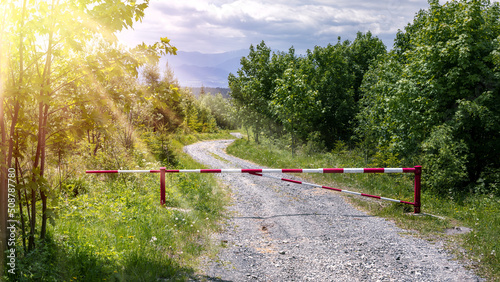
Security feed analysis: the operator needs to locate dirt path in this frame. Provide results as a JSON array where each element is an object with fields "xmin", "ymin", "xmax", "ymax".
[{"xmin": 185, "ymin": 139, "xmax": 481, "ymax": 281}]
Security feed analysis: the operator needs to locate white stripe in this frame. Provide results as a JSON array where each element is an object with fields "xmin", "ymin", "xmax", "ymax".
[
  {"xmin": 302, "ymin": 182, "xmax": 322, "ymax": 188},
  {"xmin": 344, "ymin": 168, "xmax": 364, "ymax": 173},
  {"xmin": 384, "ymin": 168, "xmax": 403, "ymax": 173},
  {"xmin": 221, "ymin": 169, "xmax": 243, "ymax": 173},
  {"xmin": 380, "ymin": 197, "xmax": 401, "ymax": 203},
  {"xmin": 118, "ymin": 170, "xmax": 150, "ymax": 173},
  {"xmin": 342, "ymin": 190, "xmax": 362, "ymax": 195},
  {"xmin": 180, "ymin": 169, "xmax": 201, "ymax": 173},
  {"xmin": 302, "ymin": 169, "xmax": 323, "ymax": 173},
  {"xmin": 261, "ymin": 169, "xmax": 282, "ymax": 173}
]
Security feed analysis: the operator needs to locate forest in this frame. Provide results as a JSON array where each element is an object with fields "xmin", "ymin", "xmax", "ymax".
[
  {"xmin": 0, "ymin": 0, "xmax": 499, "ymax": 280},
  {"xmin": 0, "ymin": 0, "xmax": 237, "ymax": 280},
  {"xmin": 229, "ymin": 0, "xmax": 499, "ymax": 198}
]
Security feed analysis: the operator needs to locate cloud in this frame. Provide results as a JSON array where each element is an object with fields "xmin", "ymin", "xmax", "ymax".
[{"xmin": 116, "ymin": 0, "xmax": 457, "ymax": 53}]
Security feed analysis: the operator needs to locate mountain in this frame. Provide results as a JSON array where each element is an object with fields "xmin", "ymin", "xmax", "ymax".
[{"xmin": 159, "ymin": 49, "xmax": 249, "ymax": 88}]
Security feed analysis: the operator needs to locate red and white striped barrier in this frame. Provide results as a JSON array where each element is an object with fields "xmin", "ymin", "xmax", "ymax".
[
  {"xmin": 86, "ymin": 168, "xmax": 416, "ymax": 174},
  {"xmin": 86, "ymin": 166, "xmax": 422, "ymax": 213}
]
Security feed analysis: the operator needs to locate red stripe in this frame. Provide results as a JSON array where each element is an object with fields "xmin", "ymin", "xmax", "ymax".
[
  {"xmin": 361, "ymin": 193, "xmax": 381, "ymax": 199},
  {"xmin": 282, "ymin": 178, "xmax": 302, "ymax": 184},
  {"xmin": 363, "ymin": 168, "xmax": 384, "ymax": 173},
  {"xmin": 248, "ymin": 172, "xmax": 263, "ymax": 177},
  {"xmin": 166, "ymin": 170, "xmax": 180, "ymax": 173},
  {"xmin": 86, "ymin": 170, "xmax": 118, "ymax": 173},
  {"xmin": 400, "ymin": 200, "xmax": 414, "ymax": 205},
  {"xmin": 242, "ymin": 169, "xmax": 263, "ymax": 173},
  {"xmin": 323, "ymin": 168, "xmax": 344, "ymax": 173},
  {"xmin": 150, "ymin": 170, "xmax": 160, "ymax": 173},
  {"xmin": 282, "ymin": 169, "xmax": 303, "ymax": 173},
  {"xmin": 322, "ymin": 185, "xmax": 342, "ymax": 192},
  {"xmin": 403, "ymin": 168, "xmax": 416, "ymax": 173},
  {"xmin": 200, "ymin": 169, "xmax": 221, "ymax": 173}
]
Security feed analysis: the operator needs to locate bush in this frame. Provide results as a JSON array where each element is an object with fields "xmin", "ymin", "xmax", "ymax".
[{"xmin": 422, "ymin": 125, "xmax": 469, "ymax": 196}]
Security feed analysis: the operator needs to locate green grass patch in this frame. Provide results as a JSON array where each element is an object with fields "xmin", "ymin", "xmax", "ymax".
[
  {"xmin": 227, "ymin": 137, "xmax": 500, "ymax": 281},
  {"xmin": 7, "ymin": 133, "xmax": 232, "ymax": 281}
]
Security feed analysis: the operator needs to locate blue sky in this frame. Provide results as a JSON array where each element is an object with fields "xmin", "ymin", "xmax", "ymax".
[{"xmin": 117, "ymin": 0, "xmax": 450, "ymax": 54}]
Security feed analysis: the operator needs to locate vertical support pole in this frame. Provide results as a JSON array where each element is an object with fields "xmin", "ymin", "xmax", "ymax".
[
  {"xmin": 414, "ymin": 165, "xmax": 422, "ymax": 213},
  {"xmin": 160, "ymin": 167, "xmax": 166, "ymax": 206}
]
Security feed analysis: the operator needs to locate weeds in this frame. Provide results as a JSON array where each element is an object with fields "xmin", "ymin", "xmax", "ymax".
[
  {"xmin": 6, "ymin": 132, "xmax": 232, "ymax": 281},
  {"xmin": 227, "ymin": 137, "xmax": 500, "ymax": 281}
]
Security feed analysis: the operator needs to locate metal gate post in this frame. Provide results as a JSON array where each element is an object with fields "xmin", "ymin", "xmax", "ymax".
[
  {"xmin": 414, "ymin": 166, "xmax": 422, "ymax": 213},
  {"xmin": 160, "ymin": 167, "xmax": 166, "ymax": 206}
]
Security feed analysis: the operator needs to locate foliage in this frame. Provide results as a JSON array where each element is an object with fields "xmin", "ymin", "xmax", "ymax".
[
  {"xmin": 5, "ymin": 131, "xmax": 229, "ymax": 281},
  {"xmin": 199, "ymin": 93, "xmax": 239, "ymax": 130},
  {"xmin": 0, "ymin": 0, "xmax": 232, "ymax": 277},
  {"xmin": 357, "ymin": 0, "xmax": 500, "ymax": 195},
  {"xmin": 229, "ymin": 34, "xmax": 386, "ymax": 147},
  {"xmin": 227, "ymin": 135, "xmax": 500, "ymax": 281}
]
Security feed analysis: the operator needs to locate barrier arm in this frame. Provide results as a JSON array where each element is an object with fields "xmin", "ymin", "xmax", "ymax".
[{"xmin": 86, "ymin": 166, "xmax": 422, "ymax": 212}]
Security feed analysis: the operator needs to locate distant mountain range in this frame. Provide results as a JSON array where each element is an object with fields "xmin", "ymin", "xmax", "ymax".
[{"xmin": 160, "ymin": 49, "xmax": 249, "ymax": 88}]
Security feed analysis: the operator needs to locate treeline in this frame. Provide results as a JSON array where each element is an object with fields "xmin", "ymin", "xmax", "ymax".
[
  {"xmin": 0, "ymin": 0, "xmax": 235, "ymax": 270},
  {"xmin": 229, "ymin": 31, "xmax": 385, "ymax": 148},
  {"xmin": 229, "ymin": 0, "xmax": 499, "ymax": 197}
]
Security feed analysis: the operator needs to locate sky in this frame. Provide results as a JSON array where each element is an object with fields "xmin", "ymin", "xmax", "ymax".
[{"xmin": 117, "ymin": 0, "xmax": 450, "ymax": 54}]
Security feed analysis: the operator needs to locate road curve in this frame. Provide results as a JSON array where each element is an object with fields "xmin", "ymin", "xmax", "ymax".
[{"xmin": 185, "ymin": 139, "xmax": 481, "ymax": 282}]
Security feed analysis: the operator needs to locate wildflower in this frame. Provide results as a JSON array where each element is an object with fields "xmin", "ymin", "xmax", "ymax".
[{"xmin": 150, "ymin": 236, "xmax": 157, "ymax": 243}]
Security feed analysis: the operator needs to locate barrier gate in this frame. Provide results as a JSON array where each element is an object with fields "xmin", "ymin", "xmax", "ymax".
[{"xmin": 86, "ymin": 166, "xmax": 422, "ymax": 213}]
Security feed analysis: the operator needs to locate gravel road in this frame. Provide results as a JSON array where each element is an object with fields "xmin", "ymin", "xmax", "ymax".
[{"xmin": 185, "ymin": 139, "xmax": 482, "ymax": 281}]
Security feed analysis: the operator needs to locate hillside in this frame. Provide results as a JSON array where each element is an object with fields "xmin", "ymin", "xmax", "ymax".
[{"xmin": 160, "ymin": 49, "xmax": 249, "ymax": 88}]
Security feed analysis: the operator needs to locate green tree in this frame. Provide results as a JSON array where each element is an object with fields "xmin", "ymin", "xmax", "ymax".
[
  {"xmin": 358, "ymin": 0, "xmax": 500, "ymax": 195},
  {"xmin": 229, "ymin": 41, "xmax": 278, "ymax": 142},
  {"xmin": 271, "ymin": 62, "xmax": 319, "ymax": 155},
  {"xmin": 199, "ymin": 93, "xmax": 239, "ymax": 130},
  {"xmin": 0, "ymin": 0, "xmax": 176, "ymax": 264}
]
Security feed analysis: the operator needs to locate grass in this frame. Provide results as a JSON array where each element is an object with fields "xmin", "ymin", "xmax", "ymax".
[
  {"xmin": 7, "ymin": 132, "xmax": 233, "ymax": 281},
  {"xmin": 226, "ymin": 137, "xmax": 500, "ymax": 281}
]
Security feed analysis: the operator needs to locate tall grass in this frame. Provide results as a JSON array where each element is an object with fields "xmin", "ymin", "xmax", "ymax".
[
  {"xmin": 7, "ymin": 132, "xmax": 232, "ymax": 281},
  {"xmin": 227, "ymin": 137, "xmax": 500, "ymax": 281}
]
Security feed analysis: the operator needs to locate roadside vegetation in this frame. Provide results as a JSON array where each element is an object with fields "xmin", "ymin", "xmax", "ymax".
[
  {"xmin": 0, "ymin": 0, "xmax": 237, "ymax": 279},
  {"xmin": 227, "ymin": 135, "xmax": 499, "ymax": 280},
  {"xmin": 1, "ymin": 0, "xmax": 499, "ymax": 281},
  {"xmin": 226, "ymin": 1, "xmax": 499, "ymax": 280}
]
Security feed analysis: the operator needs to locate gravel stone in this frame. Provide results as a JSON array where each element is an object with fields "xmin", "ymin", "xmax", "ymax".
[{"xmin": 186, "ymin": 139, "xmax": 482, "ymax": 282}]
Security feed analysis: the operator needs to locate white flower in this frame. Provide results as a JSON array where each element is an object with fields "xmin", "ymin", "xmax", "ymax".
[{"xmin": 150, "ymin": 236, "xmax": 157, "ymax": 243}]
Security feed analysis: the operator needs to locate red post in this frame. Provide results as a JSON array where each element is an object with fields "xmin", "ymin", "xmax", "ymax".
[
  {"xmin": 160, "ymin": 167, "xmax": 166, "ymax": 206},
  {"xmin": 413, "ymin": 165, "xmax": 422, "ymax": 213}
]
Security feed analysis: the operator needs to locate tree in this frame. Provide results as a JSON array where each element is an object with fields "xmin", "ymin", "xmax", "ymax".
[
  {"xmin": 229, "ymin": 41, "xmax": 278, "ymax": 142},
  {"xmin": 271, "ymin": 62, "xmax": 319, "ymax": 155},
  {"xmin": 0, "ymin": 0, "xmax": 176, "ymax": 264},
  {"xmin": 358, "ymin": 0, "xmax": 500, "ymax": 195}
]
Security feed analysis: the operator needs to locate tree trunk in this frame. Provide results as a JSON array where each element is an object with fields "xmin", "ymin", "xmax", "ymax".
[
  {"xmin": 38, "ymin": 0, "xmax": 56, "ymax": 242},
  {"xmin": 40, "ymin": 104, "xmax": 49, "ymax": 240},
  {"xmin": 16, "ymin": 158, "xmax": 27, "ymax": 253},
  {"xmin": 1, "ymin": 0, "xmax": 27, "ymax": 268},
  {"xmin": 0, "ymin": 87, "xmax": 7, "ymax": 277}
]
